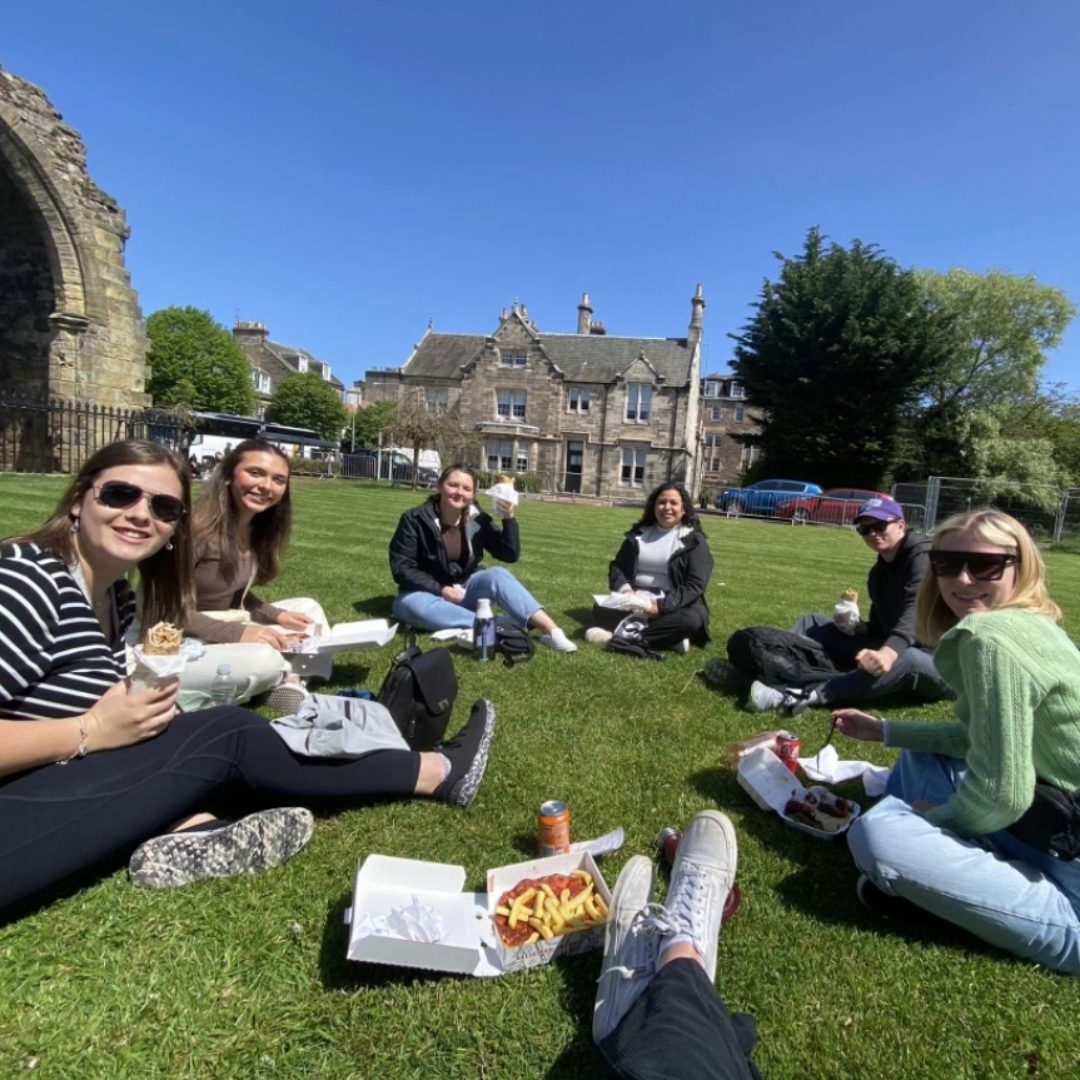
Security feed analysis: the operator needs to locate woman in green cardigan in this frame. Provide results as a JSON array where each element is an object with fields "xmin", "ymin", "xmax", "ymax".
[{"xmin": 834, "ymin": 508, "xmax": 1080, "ymax": 975}]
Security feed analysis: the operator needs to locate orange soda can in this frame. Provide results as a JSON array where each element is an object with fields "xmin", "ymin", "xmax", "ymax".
[{"xmin": 538, "ymin": 800, "xmax": 571, "ymax": 856}]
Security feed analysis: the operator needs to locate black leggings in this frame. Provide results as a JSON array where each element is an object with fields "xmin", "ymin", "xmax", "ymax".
[
  {"xmin": 0, "ymin": 707, "xmax": 422, "ymax": 922},
  {"xmin": 591, "ymin": 600, "xmax": 709, "ymax": 650}
]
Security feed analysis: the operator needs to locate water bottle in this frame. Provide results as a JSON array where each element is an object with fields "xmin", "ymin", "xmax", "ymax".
[
  {"xmin": 474, "ymin": 598, "xmax": 496, "ymax": 662},
  {"xmin": 210, "ymin": 663, "xmax": 236, "ymax": 705}
]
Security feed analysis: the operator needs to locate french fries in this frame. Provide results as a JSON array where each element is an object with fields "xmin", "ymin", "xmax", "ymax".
[{"xmin": 494, "ymin": 870, "xmax": 609, "ymax": 949}]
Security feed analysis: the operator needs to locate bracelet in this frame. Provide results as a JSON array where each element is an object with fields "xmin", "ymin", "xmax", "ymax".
[{"xmin": 56, "ymin": 713, "xmax": 89, "ymax": 766}]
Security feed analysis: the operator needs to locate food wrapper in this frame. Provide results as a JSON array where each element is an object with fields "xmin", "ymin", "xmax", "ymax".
[
  {"xmin": 484, "ymin": 481, "xmax": 519, "ymax": 519},
  {"xmin": 351, "ymin": 895, "xmax": 447, "ymax": 944},
  {"xmin": 129, "ymin": 645, "xmax": 189, "ymax": 693},
  {"xmin": 833, "ymin": 588, "xmax": 860, "ymax": 634},
  {"xmin": 592, "ymin": 590, "xmax": 657, "ymax": 613}
]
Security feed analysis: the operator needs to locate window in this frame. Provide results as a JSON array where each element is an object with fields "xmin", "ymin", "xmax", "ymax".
[
  {"xmin": 620, "ymin": 446, "xmax": 647, "ymax": 487},
  {"xmin": 567, "ymin": 388, "xmax": 591, "ymax": 413},
  {"xmin": 251, "ymin": 368, "xmax": 271, "ymax": 394},
  {"xmin": 730, "ymin": 381, "xmax": 745, "ymax": 399},
  {"xmin": 740, "ymin": 443, "xmax": 761, "ymax": 469},
  {"xmin": 496, "ymin": 389, "xmax": 526, "ymax": 420},
  {"xmin": 704, "ymin": 433, "xmax": 723, "ymax": 472},
  {"xmin": 710, "ymin": 404, "xmax": 724, "ymax": 422},
  {"xmin": 704, "ymin": 380, "xmax": 720, "ymax": 397},
  {"xmin": 321, "ymin": 364, "xmax": 332, "ymax": 382},
  {"xmin": 426, "ymin": 389, "xmax": 449, "ymax": 415},
  {"xmin": 516, "ymin": 448, "xmax": 529, "ymax": 473},
  {"xmin": 486, "ymin": 440, "xmax": 514, "ymax": 471},
  {"xmin": 501, "ymin": 350, "xmax": 527, "ymax": 369},
  {"xmin": 734, "ymin": 403, "xmax": 745, "ymax": 423},
  {"xmin": 297, "ymin": 355, "xmax": 308, "ymax": 374},
  {"xmin": 625, "ymin": 383, "xmax": 652, "ymax": 423}
]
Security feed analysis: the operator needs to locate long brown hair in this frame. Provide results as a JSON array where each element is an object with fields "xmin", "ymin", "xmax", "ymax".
[
  {"xmin": 915, "ymin": 508, "xmax": 1061, "ymax": 647},
  {"xmin": 191, "ymin": 439, "xmax": 293, "ymax": 586},
  {"xmin": 7, "ymin": 440, "xmax": 195, "ymax": 630}
]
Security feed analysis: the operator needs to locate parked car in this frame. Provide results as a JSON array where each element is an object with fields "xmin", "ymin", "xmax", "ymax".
[
  {"xmin": 342, "ymin": 450, "xmax": 439, "ymax": 486},
  {"xmin": 776, "ymin": 487, "xmax": 892, "ymax": 526},
  {"xmin": 715, "ymin": 479, "xmax": 822, "ymax": 517}
]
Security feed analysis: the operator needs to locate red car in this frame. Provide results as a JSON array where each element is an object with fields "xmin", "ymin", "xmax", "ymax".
[{"xmin": 776, "ymin": 488, "xmax": 892, "ymax": 526}]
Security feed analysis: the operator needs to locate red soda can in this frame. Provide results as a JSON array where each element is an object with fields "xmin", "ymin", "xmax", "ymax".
[
  {"xmin": 775, "ymin": 733, "xmax": 801, "ymax": 774},
  {"xmin": 538, "ymin": 800, "xmax": 571, "ymax": 856},
  {"xmin": 654, "ymin": 827, "xmax": 681, "ymax": 865}
]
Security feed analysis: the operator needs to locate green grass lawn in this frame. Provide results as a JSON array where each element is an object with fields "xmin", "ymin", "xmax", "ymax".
[{"xmin": 2, "ymin": 475, "xmax": 1080, "ymax": 1079}]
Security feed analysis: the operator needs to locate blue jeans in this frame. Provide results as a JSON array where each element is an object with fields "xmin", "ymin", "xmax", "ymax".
[
  {"xmin": 792, "ymin": 613, "xmax": 950, "ymax": 706},
  {"xmin": 847, "ymin": 750, "xmax": 1080, "ymax": 975},
  {"xmin": 392, "ymin": 567, "xmax": 543, "ymax": 631}
]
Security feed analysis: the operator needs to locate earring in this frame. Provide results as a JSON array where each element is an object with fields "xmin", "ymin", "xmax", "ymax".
[
  {"xmin": 70, "ymin": 518, "xmax": 80, "ymax": 534},
  {"xmin": 165, "ymin": 540, "xmax": 174, "ymax": 551}
]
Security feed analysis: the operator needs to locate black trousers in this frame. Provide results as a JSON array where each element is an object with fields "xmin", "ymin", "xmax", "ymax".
[
  {"xmin": 598, "ymin": 959, "xmax": 763, "ymax": 1080},
  {"xmin": 591, "ymin": 599, "xmax": 709, "ymax": 650},
  {"xmin": 0, "ymin": 707, "xmax": 421, "ymax": 922}
]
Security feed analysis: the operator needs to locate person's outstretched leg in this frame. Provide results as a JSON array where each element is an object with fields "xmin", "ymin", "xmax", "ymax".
[
  {"xmin": 463, "ymin": 568, "xmax": 576, "ymax": 652},
  {"xmin": 391, "ymin": 590, "xmax": 474, "ymax": 630},
  {"xmin": 595, "ymin": 811, "xmax": 761, "ymax": 1080}
]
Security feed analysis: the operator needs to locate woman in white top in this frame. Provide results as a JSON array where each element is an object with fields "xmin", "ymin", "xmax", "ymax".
[{"xmin": 588, "ymin": 483, "xmax": 714, "ymax": 653}]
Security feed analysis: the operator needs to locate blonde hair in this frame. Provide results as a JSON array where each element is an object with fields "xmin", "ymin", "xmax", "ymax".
[{"xmin": 915, "ymin": 508, "xmax": 1061, "ymax": 646}]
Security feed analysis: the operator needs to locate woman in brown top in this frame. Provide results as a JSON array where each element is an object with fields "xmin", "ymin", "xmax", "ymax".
[{"xmin": 177, "ymin": 440, "xmax": 327, "ymax": 710}]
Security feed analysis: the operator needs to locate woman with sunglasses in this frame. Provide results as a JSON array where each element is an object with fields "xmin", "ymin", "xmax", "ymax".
[
  {"xmin": 177, "ymin": 439, "xmax": 327, "ymax": 712},
  {"xmin": 835, "ymin": 509, "xmax": 1080, "ymax": 974},
  {"xmin": 748, "ymin": 496, "xmax": 950, "ymax": 714},
  {"xmin": 0, "ymin": 440, "xmax": 496, "ymax": 922}
]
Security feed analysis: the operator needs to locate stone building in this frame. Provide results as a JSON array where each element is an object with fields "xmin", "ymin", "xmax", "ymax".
[
  {"xmin": 0, "ymin": 66, "xmax": 146, "ymax": 407},
  {"xmin": 365, "ymin": 288, "xmax": 706, "ymax": 497},
  {"xmin": 699, "ymin": 372, "xmax": 763, "ymax": 490},
  {"xmin": 232, "ymin": 321, "xmax": 345, "ymax": 418}
]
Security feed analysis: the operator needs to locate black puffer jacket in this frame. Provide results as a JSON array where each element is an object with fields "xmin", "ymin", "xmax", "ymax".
[
  {"xmin": 608, "ymin": 525, "xmax": 714, "ymax": 639},
  {"xmin": 389, "ymin": 501, "xmax": 520, "ymax": 596},
  {"xmin": 866, "ymin": 529, "xmax": 931, "ymax": 654}
]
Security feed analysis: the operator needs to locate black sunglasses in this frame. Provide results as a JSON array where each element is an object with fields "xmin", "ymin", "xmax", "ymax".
[
  {"xmin": 92, "ymin": 481, "xmax": 186, "ymax": 524},
  {"xmin": 855, "ymin": 519, "xmax": 896, "ymax": 536},
  {"xmin": 928, "ymin": 551, "xmax": 1018, "ymax": 582}
]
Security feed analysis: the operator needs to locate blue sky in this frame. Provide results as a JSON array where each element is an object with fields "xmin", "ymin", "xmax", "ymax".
[{"xmin": 5, "ymin": 1, "xmax": 1079, "ymax": 391}]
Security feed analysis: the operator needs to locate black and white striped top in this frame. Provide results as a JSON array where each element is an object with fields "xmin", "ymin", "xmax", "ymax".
[{"xmin": 0, "ymin": 542, "xmax": 135, "ymax": 721}]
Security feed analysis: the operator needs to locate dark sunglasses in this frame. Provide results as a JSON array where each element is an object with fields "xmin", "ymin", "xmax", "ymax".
[
  {"xmin": 928, "ymin": 550, "xmax": 1018, "ymax": 581},
  {"xmin": 855, "ymin": 519, "xmax": 896, "ymax": 536},
  {"xmin": 92, "ymin": 481, "xmax": 186, "ymax": 524}
]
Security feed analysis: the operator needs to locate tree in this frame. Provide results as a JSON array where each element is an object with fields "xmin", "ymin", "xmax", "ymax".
[
  {"xmin": 345, "ymin": 400, "xmax": 397, "ymax": 452},
  {"xmin": 730, "ymin": 228, "xmax": 956, "ymax": 488},
  {"xmin": 267, "ymin": 373, "xmax": 348, "ymax": 440},
  {"xmin": 146, "ymin": 307, "xmax": 256, "ymax": 414},
  {"xmin": 904, "ymin": 270, "xmax": 1076, "ymax": 478},
  {"xmin": 385, "ymin": 391, "xmax": 478, "ymax": 487}
]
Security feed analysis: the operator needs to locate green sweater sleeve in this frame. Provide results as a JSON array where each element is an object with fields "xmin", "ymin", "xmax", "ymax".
[{"xmin": 922, "ymin": 630, "xmax": 1038, "ymax": 837}]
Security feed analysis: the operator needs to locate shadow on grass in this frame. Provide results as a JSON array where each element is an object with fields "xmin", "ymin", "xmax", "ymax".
[
  {"xmin": 353, "ymin": 595, "xmax": 398, "ymax": 619},
  {"xmin": 323, "ymin": 660, "xmax": 373, "ymax": 689},
  {"xmin": 545, "ymin": 953, "xmax": 609, "ymax": 1079},
  {"xmin": 563, "ymin": 606, "xmax": 598, "ymax": 634}
]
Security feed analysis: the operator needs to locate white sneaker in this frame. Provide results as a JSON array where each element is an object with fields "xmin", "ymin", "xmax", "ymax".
[
  {"xmin": 747, "ymin": 680, "xmax": 799, "ymax": 714},
  {"xmin": 592, "ymin": 856, "xmax": 657, "ymax": 1043},
  {"xmin": 265, "ymin": 682, "xmax": 308, "ymax": 715},
  {"xmin": 585, "ymin": 627, "xmax": 614, "ymax": 646},
  {"xmin": 640, "ymin": 810, "xmax": 737, "ymax": 982},
  {"xmin": 540, "ymin": 628, "xmax": 578, "ymax": 653},
  {"xmin": 674, "ymin": 638, "xmax": 691, "ymax": 654}
]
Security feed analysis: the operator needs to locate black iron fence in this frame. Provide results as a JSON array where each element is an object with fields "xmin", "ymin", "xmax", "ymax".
[{"xmin": 0, "ymin": 393, "xmax": 188, "ymax": 475}]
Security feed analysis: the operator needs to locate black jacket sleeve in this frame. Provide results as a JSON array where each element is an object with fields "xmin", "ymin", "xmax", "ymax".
[
  {"xmin": 868, "ymin": 536, "xmax": 929, "ymax": 655},
  {"xmin": 389, "ymin": 510, "xmax": 445, "ymax": 596},
  {"xmin": 476, "ymin": 513, "xmax": 520, "ymax": 564},
  {"xmin": 608, "ymin": 535, "xmax": 638, "ymax": 592},
  {"xmin": 660, "ymin": 534, "xmax": 714, "ymax": 613}
]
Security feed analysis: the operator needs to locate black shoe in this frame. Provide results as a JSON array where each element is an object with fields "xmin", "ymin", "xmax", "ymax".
[
  {"xmin": 434, "ymin": 699, "xmax": 496, "ymax": 809},
  {"xmin": 856, "ymin": 873, "xmax": 920, "ymax": 920}
]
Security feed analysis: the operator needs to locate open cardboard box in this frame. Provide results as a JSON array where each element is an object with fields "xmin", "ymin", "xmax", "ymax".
[
  {"xmin": 344, "ymin": 850, "xmax": 611, "ymax": 977},
  {"xmin": 284, "ymin": 619, "xmax": 398, "ymax": 679},
  {"xmin": 736, "ymin": 745, "xmax": 860, "ymax": 840}
]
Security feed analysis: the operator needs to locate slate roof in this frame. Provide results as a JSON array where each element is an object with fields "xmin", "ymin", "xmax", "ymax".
[{"xmin": 403, "ymin": 331, "xmax": 694, "ymax": 387}]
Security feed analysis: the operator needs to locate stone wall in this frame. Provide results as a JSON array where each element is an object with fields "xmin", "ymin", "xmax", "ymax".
[{"xmin": 0, "ymin": 67, "xmax": 147, "ymax": 412}]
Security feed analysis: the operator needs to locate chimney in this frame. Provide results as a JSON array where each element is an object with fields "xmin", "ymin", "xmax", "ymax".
[
  {"xmin": 688, "ymin": 284, "xmax": 705, "ymax": 347},
  {"xmin": 233, "ymin": 320, "xmax": 269, "ymax": 343},
  {"xmin": 577, "ymin": 292, "xmax": 593, "ymax": 334}
]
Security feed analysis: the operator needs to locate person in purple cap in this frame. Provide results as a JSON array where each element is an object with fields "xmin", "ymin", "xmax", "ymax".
[{"xmin": 749, "ymin": 496, "xmax": 951, "ymax": 714}]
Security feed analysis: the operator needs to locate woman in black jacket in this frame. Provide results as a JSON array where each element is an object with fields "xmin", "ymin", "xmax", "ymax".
[
  {"xmin": 587, "ymin": 483, "xmax": 713, "ymax": 653},
  {"xmin": 389, "ymin": 465, "xmax": 576, "ymax": 652}
]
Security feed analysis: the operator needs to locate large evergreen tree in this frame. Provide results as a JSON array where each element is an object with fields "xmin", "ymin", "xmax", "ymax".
[
  {"xmin": 146, "ymin": 306, "xmax": 256, "ymax": 414},
  {"xmin": 730, "ymin": 228, "xmax": 955, "ymax": 489}
]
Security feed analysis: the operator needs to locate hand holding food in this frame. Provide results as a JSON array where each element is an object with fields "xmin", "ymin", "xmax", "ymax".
[
  {"xmin": 494, "ymin": 870, "xmax": 608, "ymax": 948},
  {"xmin": 831, "ymin": 708, "xmax": 885, "ymax": 742},
  {"xmin": 85, "ymin": 680, "xmax": 179, "ymax": 750},
  {"xmin": 239, "ymin": 624, "xmax": 286, "ymax": 650},
  {"xmin": 277, "ymin": 611, "xmax": 314, "ymax": 632}
]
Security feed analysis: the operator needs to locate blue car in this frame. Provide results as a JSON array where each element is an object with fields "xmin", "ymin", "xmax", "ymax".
[{"xmin": 715, "ymin": 479, "xmax": 823, "ymax": 518}]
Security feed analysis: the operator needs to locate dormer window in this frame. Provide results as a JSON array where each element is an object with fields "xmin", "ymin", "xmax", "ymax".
[
  {"xmin": 297, "ymin": 355, "xmax": 308, "ymax": 374},
  {"xmin": 501, "ymin": 350, "xmax": 527, "ymax": 369},
  {"xmin": 730, "ymin": 381, "xmax": 745, "ymax": 399}
]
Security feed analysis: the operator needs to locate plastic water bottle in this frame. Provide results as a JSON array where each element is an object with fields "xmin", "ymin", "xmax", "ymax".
[
  {"xmin": 210, "ymin": 663, "xmax": 236, "ymax": 705},
  {"xmin": 474, "ymin": 598, "xmax": 496, "ymax": 662}
]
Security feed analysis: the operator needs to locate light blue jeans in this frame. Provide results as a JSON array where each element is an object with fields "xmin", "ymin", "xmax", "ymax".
[
  {"xmin": 391, "ymin": 567, "xmax": 543, "ymax": 631},
  {"xmin": 848, "ymin": 750, "xmax": 1080, "ymax": 975}
]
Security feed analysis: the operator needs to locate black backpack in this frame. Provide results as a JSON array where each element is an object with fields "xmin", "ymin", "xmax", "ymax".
[
  {"xmin": 376, "ymin": 645, "xmax": 457, "ymax": 750},
  {"xmin": 608, "ymin": 615, "xmax": 665, "ymax": 661},
  {"xmin": 493, "ymin": 616, "xmax": 535, "ymax": 668},
  {"xmin": 726, "ymin": 626, "xmax": 839, "ymax": 690}
]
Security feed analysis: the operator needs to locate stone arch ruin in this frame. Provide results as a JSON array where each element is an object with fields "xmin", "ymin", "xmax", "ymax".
[{"xmin": 0, "ymin": 66, "xmax": 147, "ymax": 407}]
